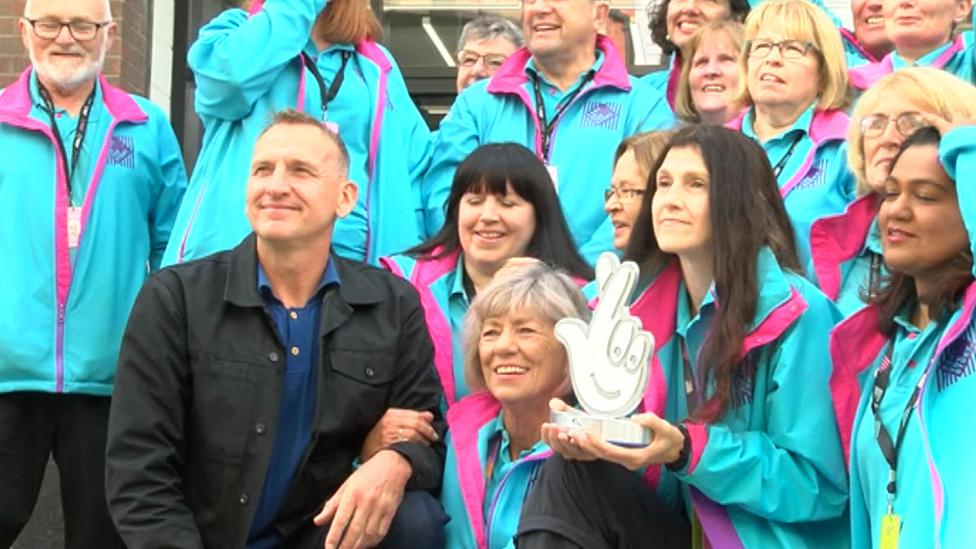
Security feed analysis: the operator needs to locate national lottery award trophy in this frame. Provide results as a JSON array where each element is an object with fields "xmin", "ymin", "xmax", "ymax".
[{"xmin": 551, "ymin": 253, "xmax": 654, "ymax": 446}]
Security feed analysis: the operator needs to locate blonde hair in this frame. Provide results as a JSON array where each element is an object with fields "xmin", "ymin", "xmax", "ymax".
[
  {"xmin": 674, "ymin": 21, "xmax": 745, "ymax": 123},
  {"xmin": 737, "ymin": 0, "xmax": 849, "ymax": 111},
  {"xmin": 614, "ymin": 131, "xmax": 673, "ymax": 180},
  {"xmin": 462, "ymin": 261, "xmax": 589, "ymax": 394},
  {"xmin": 847, "ymin": 67, "xmax": 976, "ymax": 195}
]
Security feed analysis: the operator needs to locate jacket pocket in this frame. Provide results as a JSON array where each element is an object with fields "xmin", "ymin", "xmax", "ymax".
[
  {"xmin": 324, "ymin": 350, "xmax": 395, "ymax": 431},
  {"xmin": 188, "ymin": 355, "xmax": 260, "ymax": 464}
]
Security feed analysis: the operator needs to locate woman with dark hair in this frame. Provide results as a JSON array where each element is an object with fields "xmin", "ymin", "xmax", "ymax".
[
  {"xmin": 380, "ymin": 143, "xmax": 593, "ymax": 412},
  {"xmin": 642, "ymin": 0, "xmax": 750, "ymax": 111},
  {"xmin": 516, "ymin": 125, "xmax": 849, "ymax": 548},
  {"xmin": 833, "ymin": 123, "xmax": 976, "ymax": 548},
  {"xmin": 162, "ymin": 0, "xmax": 432, "ymax": 266}
]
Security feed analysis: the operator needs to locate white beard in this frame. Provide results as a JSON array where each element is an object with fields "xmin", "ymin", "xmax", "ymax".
[{"xmin": 28, "ymin": 42, "xmax": 106, "ymax": 93}]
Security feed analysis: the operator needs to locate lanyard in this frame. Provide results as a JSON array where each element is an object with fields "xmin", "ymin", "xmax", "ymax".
[
  {"xmin": 771, "ymin": 133, "xmax": 804, "ymax": 179},
  {"xmin": 680, "ymin": 338, "xmax": 702, "ymax": 413},
  {"xmin": 301, "ymin": 50, "xmax": 352, "ymax": 121},
  {"xmin": 870, "ymin": 343, "xmax": 933, "ymax": 514},
  {"xmin": 530, "ymin": 70, "xmax": 594, "ymax": 163},
  {"xmin": 38, "ymin": 83, "xmax": 96, "ymax": 201},
  {"xmin": 868, "ymin": 253, "xmax": 882, "ymax": 294}
]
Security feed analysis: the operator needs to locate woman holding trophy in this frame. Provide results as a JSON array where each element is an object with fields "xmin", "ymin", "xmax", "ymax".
[{"xmin": 517, "ymin": 126, "xmax": 849, "ymax": 548}]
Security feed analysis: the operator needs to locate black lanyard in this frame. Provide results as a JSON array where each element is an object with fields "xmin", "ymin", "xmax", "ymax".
[
  {"xmin": 868, "ymin": 253, "xmax": 882, "ymax": 294},
  {"xmin": 38, "ymin": 83, "xmax": 96, "ymax": 200},
  {"xmin": 771, "ymin": 133, "xmax": 804, "ymax": 178},
  {"xmin": 531, "ymin": 70, "xmax": 594, "ymax": 163},
  {"xmin": 301, "ymin": 50, "xmax": 352, "ymax": 121},
  {"xmin": 870, "ymin": 343, "xmax": 933, "ymax": 514},
  {"xmin": 680, "ymin": 338, "xmax": 702, "ymax": 413}
]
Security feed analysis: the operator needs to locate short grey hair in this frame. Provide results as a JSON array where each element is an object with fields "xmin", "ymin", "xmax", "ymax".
[
  {"xmin": 456, "ymin": 14, "xmax": 523, "ymax": 54},
  {"xmin": 462, "ymin": 260, "xmax": 590, "ymax": 394},
  {"xmin": 259, "ymin": 109, "xmax": 350, "ymax": 177},
  {"xmin": 25, "ymin": 0, "xmax": 113, "ymax": 19}
]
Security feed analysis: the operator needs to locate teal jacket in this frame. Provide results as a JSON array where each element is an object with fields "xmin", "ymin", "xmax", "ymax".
[
  {"xmin": 0, "ymin": 69, "xmax": 187, "ymax": 395},
  {"xmin": 162, "ymin": 0, "xmax": 431, "ymax": 266},
  {"xmin": 850, "ymin": 9, "xmax": 976, "ymax": 90},
  {"xmin": 441, "ymin": 392, "xmax": 550, "ymax": 549},
  {"xmin": 832, "ymin": 126, "xmax": 976, "ymax": 548},
  {"xmin": 808, "ymin": 193, "xmax": 884, "ymax": 317},
  {"xmin": 424, "ymin": 36, "xmax": 673, "ymax": 265},
  {"xmin": 632, "ymin": 249, "xmax": 849, "ymax": 548},
  {"xmin": 730, "ymin": 108, "xmax": 856, "ymax": 274},
  {"xmin": 381, "ymin": 250, "xmax": 472, "ymax": 407}
]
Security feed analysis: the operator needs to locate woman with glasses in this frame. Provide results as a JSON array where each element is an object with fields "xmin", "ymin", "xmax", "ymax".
[
  {"xmin": 849, "ymin": 0, "xmax": 976, "ymax": 90},
  {"xmin": 161, "ymin": 0, "xmax": 432, "ymax": 267},
  {"xmin": 455, "ymin": 15, "xmax": 523, "ymax": 93},
  {"xmin": 730, "ymin": 0, "xmax": 855, "ymax": 274},
  {"xmin": 832, "ymin": 120, "xmax": 976, "ymax": 548},
  {"xmin": 604, "ymin": 131, "xmax": 673, "ymax": 254},
  {"xmin": 807, "ymin": 68, "xmax": 976, "ymax": 317},
  {"xmin": 673, "ymin": 21, "xmax": 746, "ymax": 125},
  {"xmin": 516, "ymin": 125, "xmax": 848, "ymax": 549},
  {"xmin": 380, "ymin": 144, "xmax": 592, "ymax": 413}
]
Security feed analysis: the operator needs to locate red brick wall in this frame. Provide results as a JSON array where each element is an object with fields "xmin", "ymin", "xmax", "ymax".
[{"xmin": 0, "ymin": 0, "xmax": 151, "ymax": 96}]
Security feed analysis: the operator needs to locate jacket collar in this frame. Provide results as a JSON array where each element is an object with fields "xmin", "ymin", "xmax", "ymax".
[
  {"xmin": 727, "ymin": 107, "xmax": 848, "ymax": 148},
  {"xmin": 809, "ymin": 193, "xmax": 879, "ymax": 299},
  {"xmin": 0, "ymin": 68, "xmax": 147, "ymax": 124},
  {"xmin": 224, "ymin": 234, "xmax": 385, "ymax": 309},
  {"xmin": 487, "ymin": 35, "xmax": 631, "ymax": 95}
]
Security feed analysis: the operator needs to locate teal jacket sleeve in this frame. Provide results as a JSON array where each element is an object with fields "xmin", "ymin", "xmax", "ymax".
[
  {"xmin": 188, "ymin": 0, "xmax": 327, "ymax": 121},
  {"xmin": 145, "ymin": 103, "xmax": 188, "ymax": 271},
  {"xmin": 938, "ymin": 125, "xmax": 976, "ymax": 276},
  {"xmin": 422, "ymin": 87, "xmax": 484, "ymax": 237},
  {"xmin": 677, "ymin": 291, "xmax": 849, "ymax": 522}
]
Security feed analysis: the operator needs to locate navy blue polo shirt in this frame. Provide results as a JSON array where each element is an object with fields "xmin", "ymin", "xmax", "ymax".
[{"xmin": 247, "ymin": 256, "xmax": 340, "ymax": 548}]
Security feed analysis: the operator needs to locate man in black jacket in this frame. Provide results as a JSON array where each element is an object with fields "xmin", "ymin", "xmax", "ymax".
[{"xmin": 105, "ymin": 110, "xmax": 446, "ymax": 549}]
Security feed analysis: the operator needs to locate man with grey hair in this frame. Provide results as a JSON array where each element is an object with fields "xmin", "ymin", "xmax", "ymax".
[
  {"xmin": 106, "ymin": 110, "xmax": 445, "ymax": 549},
  {"xmin": 0, "ymin": 0, "xmax": 186, "ymax": 546},
  {"xmin": 455, "ymin": 14, "xmax": 523, "ymax": 92}
]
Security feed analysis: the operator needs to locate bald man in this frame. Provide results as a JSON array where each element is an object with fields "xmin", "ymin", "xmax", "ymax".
[{"xmin": 0, "ymin": 0, "xmax": 186, "ymax": 546}]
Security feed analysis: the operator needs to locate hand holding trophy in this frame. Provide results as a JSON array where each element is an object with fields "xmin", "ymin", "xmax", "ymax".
[{"xmin": 551, "ymin": 253, "xmax": 654, "ymax": 447}]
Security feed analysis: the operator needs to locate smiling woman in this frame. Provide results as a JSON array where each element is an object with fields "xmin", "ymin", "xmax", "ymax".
[
  {"xmin": 674, "ymin": 20, "xmax": 745, "ymax": 125},
  {"xmin": 381, "ymin": 143, "xmax": 593, "ymax": 409},
  {"xmin": 517, "ymin": 125, "xmax": 849, "ymax": 548},
  {"xmin": 438, "ymin": 260, "xmax": 589, "ymax": 549}
]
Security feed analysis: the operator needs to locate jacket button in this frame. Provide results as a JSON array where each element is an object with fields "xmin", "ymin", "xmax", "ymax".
[
  {"xmin": 268, "ymin": 352, "xmax": 279, "ymax": 363},
  {"xmin": 239, "ymin": 493, "xmax": 249, "ymax": 505},
  {"xmin": 365, "ymin": 367, "xmax": 375, "ymax": 378},
  {"xmin": 255, "ymin": 422, "xmax": 266, "ymax": 435}
]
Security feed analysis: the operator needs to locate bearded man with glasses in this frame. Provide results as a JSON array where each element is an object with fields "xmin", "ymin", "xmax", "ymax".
[{"xmin": 0, "ymin": 1, "xmax": 187, "ymax": 547}]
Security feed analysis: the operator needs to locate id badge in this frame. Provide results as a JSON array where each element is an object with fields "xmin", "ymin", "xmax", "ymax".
[
  {"xmin": 546, "ymin": 164, "xmax": 559, "ymax": 190},
  {"xmin": 67, "ymin": 206, "xmax": 82, "ymax": 249},
  {"xmin": 880, "ymin": 513, "xmax": 901, "ymax": 549}
]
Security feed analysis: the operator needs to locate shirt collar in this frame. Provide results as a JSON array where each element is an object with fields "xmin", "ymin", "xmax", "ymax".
[
  {"xmin": 30, "ymin": 70, "xmax": 102, "ymax": 116},
  {"xmin": 861, "ymin": 217, "xmax": 883, "ymax": 256},
  {"xmin": 891, "ymin": 40, "xmax": 955, "ymax": 70},
  {"xmin": 487, "ymin": 413, "xmax": 547, "ymax": 463},
  {"xmin": 450, "ymin": 254, "xmax": 468, "ymax": 300},
  {"xmin": 524, "ymin": 49, "xmax": 605, "ymax": 88},
  {"xmin": 742, "ymin": 103, "xmax": 816, "ymax": 143},
  {"xmin": 675, "ymin": 279, "xmax": 717, "ymax": 338},
  {"xmin": 303, "ymin": 41, "xmax": 356, "ymax": 59},
  {"xmin": 257, "ymin": 254, "xmax": 341, "ymax": 305}
]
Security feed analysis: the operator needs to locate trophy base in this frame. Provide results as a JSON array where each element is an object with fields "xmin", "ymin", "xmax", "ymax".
[{"xmin": 550, "ymin": 408, "xmax": 652, "ymax": 447}]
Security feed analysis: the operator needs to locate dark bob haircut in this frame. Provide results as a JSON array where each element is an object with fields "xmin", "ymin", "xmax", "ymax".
[{"xmin": 648, "ymin": 0, "xmax": 751, "ymax": 56}]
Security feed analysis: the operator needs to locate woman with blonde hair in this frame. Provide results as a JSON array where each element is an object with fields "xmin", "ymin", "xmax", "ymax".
[
  {"xmin": 162, "ymin": 0, "xmax": 432, "ymax": 267},
  {"xmin": 729, "ymin": 0, "xmax": 855, "ymax": 272},
  {"xmin": 674, "ymin": 21, "xmax": 746, "ymax": 125},
  {"xmin": 808, "ymin": 67, "xmax": 976, "ymax": 316}
]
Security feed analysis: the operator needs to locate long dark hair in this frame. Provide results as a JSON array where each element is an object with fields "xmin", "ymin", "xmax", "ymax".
[
  {"xmin": 648, "ymin": 0, "xmax": 751, "ymax": 56},
  {"xmin": 626, "ymin": 125, "xmax": 799, "ymax": 421},
  {"xmin": 867, "ymin": 127, "xmax": 974, "ymax": 333},
  {"xmin": 409, "ymin": 143, "xmax": 594, "ymax": 281}
]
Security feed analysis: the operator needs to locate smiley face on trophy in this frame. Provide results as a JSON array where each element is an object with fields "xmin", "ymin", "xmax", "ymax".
[{"xmin": 550, "ymin": 253, "xmax": 654, "ymax": 446}]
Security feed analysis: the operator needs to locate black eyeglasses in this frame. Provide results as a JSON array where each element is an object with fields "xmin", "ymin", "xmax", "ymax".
[
  {"xmin": 858, "ymin": 112, "xmax": 929, "ymax": 138},
  {"xmin": 746, "ymin": 39, "xmax": 818, "ymax": 59},
  {"xmin": 604, "ymin": 187, "xmax": 646, "ymax": 203},
  {"xmin": 23, "ymin": 18, "xmax": 111, "ymax": 41}
]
